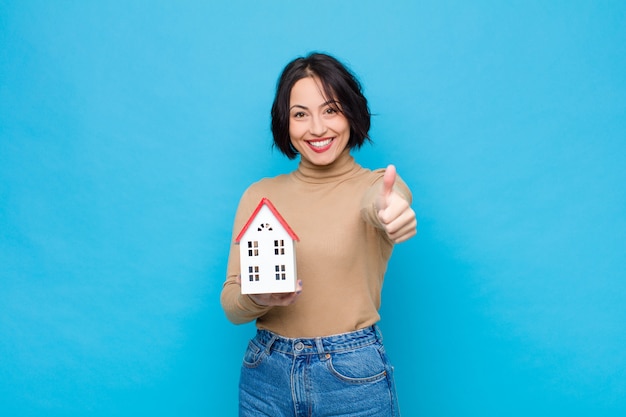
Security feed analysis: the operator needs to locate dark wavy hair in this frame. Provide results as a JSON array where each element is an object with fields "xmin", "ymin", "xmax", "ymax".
[{"xmin": 271, "ymin": 52, "xmax": 372, "ymax": 159}]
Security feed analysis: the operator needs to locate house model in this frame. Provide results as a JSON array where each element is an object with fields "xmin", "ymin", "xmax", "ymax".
[{"xmin": 235, "ymin": 198, "xmax": 299, "ymax": 295}]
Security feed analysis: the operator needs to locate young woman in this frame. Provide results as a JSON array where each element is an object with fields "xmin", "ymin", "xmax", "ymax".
[{"xmin": 221, "ymin": 52, "xmax": 417, "ymax": 416}]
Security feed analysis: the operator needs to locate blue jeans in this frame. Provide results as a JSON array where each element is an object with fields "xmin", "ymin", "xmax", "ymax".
[{"xmin": 239, "ymin": 325, "xmax": 400, "ymax": 416}]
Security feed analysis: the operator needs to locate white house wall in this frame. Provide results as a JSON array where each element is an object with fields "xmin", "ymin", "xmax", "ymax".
[{"xmin": 239, "ymin": 205, "xmax": 297, "ymax": 294}]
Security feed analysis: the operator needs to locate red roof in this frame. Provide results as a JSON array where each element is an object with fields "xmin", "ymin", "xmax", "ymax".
[{"xmin": 235, "ymin": 198, "xmax": 300, "ymax": 243}]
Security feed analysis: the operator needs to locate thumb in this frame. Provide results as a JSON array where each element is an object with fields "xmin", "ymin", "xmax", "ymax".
[{"xmin": 378, "ymin": 164, "xmax": 397, "ymax": 210}]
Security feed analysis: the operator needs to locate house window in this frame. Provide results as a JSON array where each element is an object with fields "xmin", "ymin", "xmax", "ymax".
[
  {"xmin": 275, "ymin": 264, "xmax": 286, "ymax": 280},
  {"xmin": 274, "ymin": 239, "xmax": 285, "ymax": 255},
  {"xmin": 247, "ymin": 241, "xmax": 259, "ymax": 256},
  {"xmin": 258, "ymin": 223, "xmax": 273, "ymax": 232},
  {"xmin": 248, "ymin": 266, "xmax": 259, "ymax": 282}
]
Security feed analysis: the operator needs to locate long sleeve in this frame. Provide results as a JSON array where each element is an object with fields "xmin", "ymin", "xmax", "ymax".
[{"xmin": 220, "ymin": 187, "xmax": 273, "ymax": 324}]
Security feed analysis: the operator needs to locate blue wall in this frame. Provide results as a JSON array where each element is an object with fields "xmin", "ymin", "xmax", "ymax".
[{"xmin": 1, "ymin": 1, "xmax": 625, "ymax": 416}]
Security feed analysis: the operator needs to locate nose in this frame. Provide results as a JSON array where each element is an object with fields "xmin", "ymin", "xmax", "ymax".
[{"xmin": 309, "ymin": 114, "xmax": 327, "ymax": 136}]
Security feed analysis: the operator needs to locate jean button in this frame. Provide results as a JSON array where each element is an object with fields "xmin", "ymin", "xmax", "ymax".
[{"xmin": 294, "ymin": 341, "xmax": 304, "ymax": 351}]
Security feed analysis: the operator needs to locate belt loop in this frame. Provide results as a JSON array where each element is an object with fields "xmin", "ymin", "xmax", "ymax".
[
  {"xmin": 264, "ymin": 334, "xmax": 278, "ymax": 355},
  {"xmin": 314, "ymin": 337, "xmax": 327, "ymax": 361},
  {"xmin": 373, "ymin": 324, "xmax": 384, "ymax": 343}
]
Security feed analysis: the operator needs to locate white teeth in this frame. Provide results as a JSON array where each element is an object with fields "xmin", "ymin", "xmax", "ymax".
[{"xmin": 309, "ymin": 138, "xmax": 332, "ymax": 147}]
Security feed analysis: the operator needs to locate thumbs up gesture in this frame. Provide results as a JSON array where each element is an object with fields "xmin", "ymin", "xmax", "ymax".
[{"xmin": 376, "ymin": 165, "xmax": 417, "ymax": 243}]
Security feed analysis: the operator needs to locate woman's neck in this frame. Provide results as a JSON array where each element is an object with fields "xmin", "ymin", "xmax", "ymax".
[{"xmin": 293, "ymin": 149, "xmax": 359, "ymax": 183}]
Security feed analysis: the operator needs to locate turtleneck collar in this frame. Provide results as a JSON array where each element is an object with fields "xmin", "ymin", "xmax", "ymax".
[{"xmin": 292, "ymin": 148, "xmax": 362, "ymax": 184}]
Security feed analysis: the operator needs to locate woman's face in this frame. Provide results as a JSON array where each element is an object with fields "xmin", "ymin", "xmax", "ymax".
[{"xmin": 288, "ymin": 76, "xmax": 350, "ymax": 166}]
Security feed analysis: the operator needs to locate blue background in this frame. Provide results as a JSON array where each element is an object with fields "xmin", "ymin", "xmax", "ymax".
[{"xmin": 1, "ymin": 1, "xmax": 625, "ymax": 416}]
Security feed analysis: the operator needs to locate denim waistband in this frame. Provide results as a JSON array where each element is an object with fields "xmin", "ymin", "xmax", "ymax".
[{"xmin": 254, "ymin": 325, "xmax": 382, "ymax": 356}]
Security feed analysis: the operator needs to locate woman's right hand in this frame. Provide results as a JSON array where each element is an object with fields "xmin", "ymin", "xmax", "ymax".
[{"xmin": 237, "ymin": 276, "xmax": 303, "ymax": 307}]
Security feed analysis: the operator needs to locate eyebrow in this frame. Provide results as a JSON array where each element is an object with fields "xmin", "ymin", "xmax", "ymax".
[{"xmin": 289, "ymin": 100, "xmax": 340, "ymax": 111}]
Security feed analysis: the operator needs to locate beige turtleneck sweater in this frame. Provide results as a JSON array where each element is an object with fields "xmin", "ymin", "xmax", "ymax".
[{"xmin": 220, "ymin": 149, "xmax": 412, "ymax": 338}]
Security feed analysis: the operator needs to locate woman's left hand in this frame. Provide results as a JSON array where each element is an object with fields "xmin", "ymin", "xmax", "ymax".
[{"xmin": 376, "ymin": 165, "xmax": 417, "ymax": 243}]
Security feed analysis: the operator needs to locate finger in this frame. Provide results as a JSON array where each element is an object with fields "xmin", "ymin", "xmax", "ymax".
[
  {"xmin": 378, "ymin": 193, "xmax": 409, "ymax": 224},
  {"xmin": 382, "ymin": 208, "xmax": 417, "ymax": 242},
  {"xmin": 386, "ymin": 217, "xmax": 417, "ymax": 243},
  {"xmin": 381, "ymin": 165, "xmax": 397, "ymax": 204},
  {"xmin": 273, "ymin": 291, "xmax": 300, "ymax": 306},
  {"xmin": 248, "ymin": 293, "xmax": 271, "ymax": 306},
  {"xmin": 276, "ymin": 280, "xmax": 303, "ymax": 305},
  {"xmin": 270, "ymin": 295, "xmax": 293, "ymax": 307},
  {"xmin": 389, "ymin": 227, "xmax": 417, "ymax": 243},
  {"xmin": 382, "ymin": 164, "xmax": 397, "ymax": 197},
  {"xmin": 377, "ymin": 165, "xmax": 397, "ymax": 211}
]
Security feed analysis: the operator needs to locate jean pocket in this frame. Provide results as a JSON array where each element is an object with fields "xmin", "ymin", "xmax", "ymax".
[
  {"xmin": 326, "ymin": 344, "xmax": 388, "ymax": 384},
  {"xmin": 242, "ymin": 340, "xmax": 265, "ymax": 369}
]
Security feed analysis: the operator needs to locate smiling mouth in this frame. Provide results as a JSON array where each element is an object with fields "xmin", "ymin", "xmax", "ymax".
[{"xmin": 307, "ymin": 138, "xmax": 333, "ymax": 148}]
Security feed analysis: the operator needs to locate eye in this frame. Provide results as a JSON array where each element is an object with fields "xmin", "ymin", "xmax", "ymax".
[
  {"xmin": 323, "ymin": 102, "xmax": 342, "ymax": 115},
  {"xmin": 292, "ymin": 111, "xmax": 306, "ymax": 118}
]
